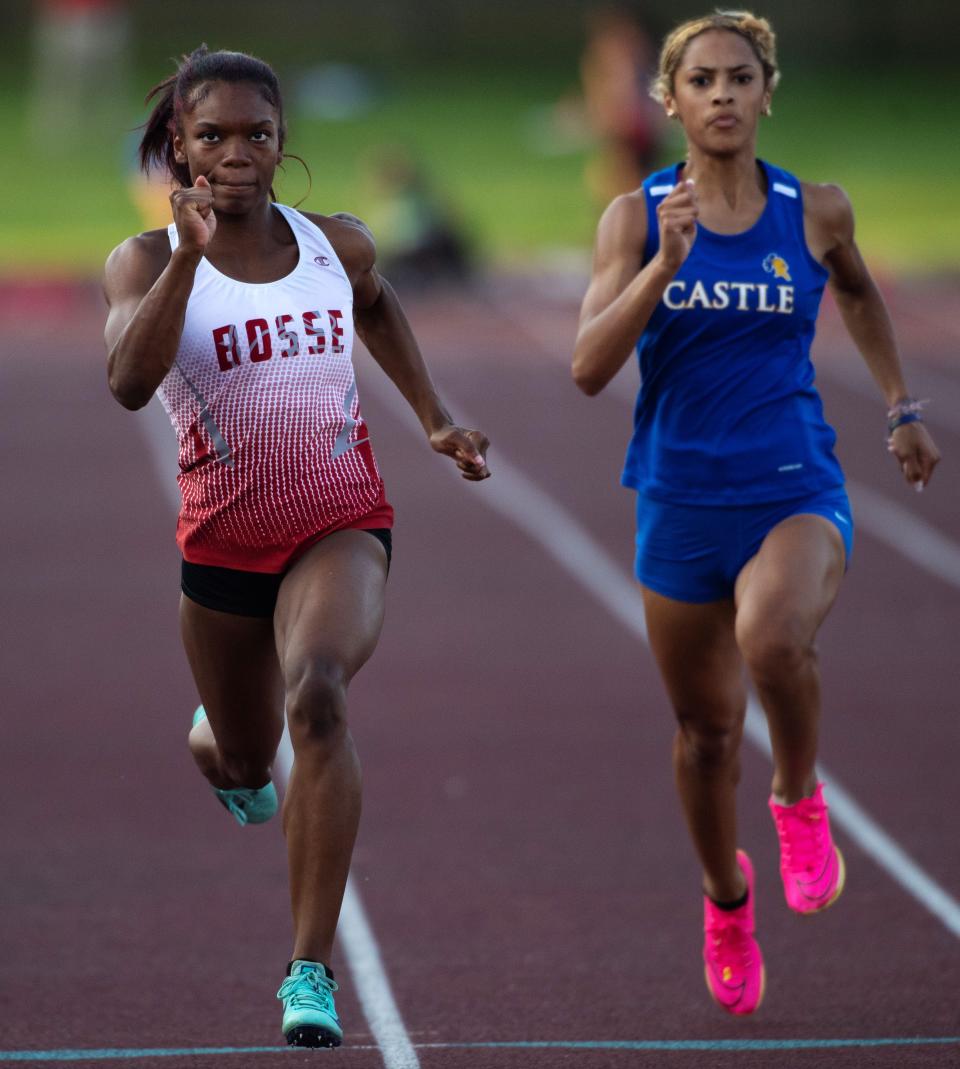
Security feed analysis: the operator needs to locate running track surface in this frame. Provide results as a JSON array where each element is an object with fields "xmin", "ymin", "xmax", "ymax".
[{"xmin": 1, "ymin": 276, "xmax": 958, "ymax": 1068}]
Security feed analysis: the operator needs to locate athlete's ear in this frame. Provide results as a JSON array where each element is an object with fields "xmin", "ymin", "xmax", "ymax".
[
  {"xmin": 761, "ymin": 88, "xmax": 772, "ymax": 117},
  {"xmin": 663, "ymin": 93, "xmax": 679, "ymax": 120},
  {"xmin": 173, "ymin": 133, "xmax": 187, "ymax": 165}
]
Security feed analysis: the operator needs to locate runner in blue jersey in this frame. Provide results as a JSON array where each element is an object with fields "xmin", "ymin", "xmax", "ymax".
[{"xmin": 572, "ymin": 12, "xmax": 939, "ymax": 1017}]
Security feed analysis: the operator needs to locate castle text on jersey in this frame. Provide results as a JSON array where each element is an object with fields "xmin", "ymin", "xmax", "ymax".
[{"xmin": 662, "ymin": 281, "xmax": 794, "ymax": 314}]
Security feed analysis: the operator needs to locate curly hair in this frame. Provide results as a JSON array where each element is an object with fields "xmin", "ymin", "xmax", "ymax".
[{"xmin": 650, "ymin": 10, "xmax": 780, "ymax": 106}]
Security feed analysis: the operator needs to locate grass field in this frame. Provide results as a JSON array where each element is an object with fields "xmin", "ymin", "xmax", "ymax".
[{"xmin": 2, "ymin": 66, "xmax": 958, "ymax": 277}]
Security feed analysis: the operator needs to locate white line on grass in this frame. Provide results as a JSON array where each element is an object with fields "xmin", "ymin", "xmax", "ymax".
[
  {"xmin": 358, "ymin": 367, "xmax": 960, "ymax": 940},
  {"xmin": 138, "ymin": 399, "xmax": 421, "ymax": 1069}
]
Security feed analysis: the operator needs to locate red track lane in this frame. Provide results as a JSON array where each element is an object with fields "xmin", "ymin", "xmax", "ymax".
[{"xmin": 1, "ymin": 283, "xmax": 958, "ymax": 1069}]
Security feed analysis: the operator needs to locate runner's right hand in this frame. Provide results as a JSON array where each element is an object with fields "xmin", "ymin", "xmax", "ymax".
[
  {"xmin": 170, "ymin": 175, "xmax": 216, "ymax": 253},
  {"xmin": 656, "ymin": 180, "xmax": 698, "ymax": 271}
]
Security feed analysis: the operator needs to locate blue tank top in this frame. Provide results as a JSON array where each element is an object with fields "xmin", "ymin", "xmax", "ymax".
[{"xmin": 621, "ymin": 160, "xmax": 844, "ymax": 504}]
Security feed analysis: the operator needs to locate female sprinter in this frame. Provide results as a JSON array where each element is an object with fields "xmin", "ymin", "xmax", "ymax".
[
  {"xmin": 572, "ymin": 12, "xmax": 939, "ymax": 1016},
  {"xmin": 103, "ymin": 47, "xmax": 489, "ymax": 1047}
]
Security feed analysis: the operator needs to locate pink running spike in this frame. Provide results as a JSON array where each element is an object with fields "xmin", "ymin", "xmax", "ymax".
[
  {"xmin": 703, "ymin": 850, "xmax": 766, "ymax": 1015},
  {"xmin": 769, "ymin": 782, "xmax": 846, "ymax": 914}
]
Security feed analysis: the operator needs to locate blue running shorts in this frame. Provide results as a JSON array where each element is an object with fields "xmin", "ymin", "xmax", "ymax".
[{"xmin": 634, "ymin": 487, "xmax": 854, "ymax": 603}]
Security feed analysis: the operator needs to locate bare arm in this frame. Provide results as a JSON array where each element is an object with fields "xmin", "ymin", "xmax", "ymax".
[
  {"xmin": 572, "ymin": 182, "xmax": 698, "ymax": 395},
  {"xmin": 322, "ymin": 213, "xmax": 490, "ymax": 481},
  {"xmin": 805, "ymin": 182, "xmax": 940, "ymax": 488},
  {"xmin": 104, "ymin": 237, "xmax": 200, "ymax": 409},
  {"xmin": 104, "ymin": 179, "xmax": 216, "ymax": 410}
]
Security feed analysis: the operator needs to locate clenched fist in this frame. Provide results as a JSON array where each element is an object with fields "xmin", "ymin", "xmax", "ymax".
[
  {"xmin": 656, "ymin": 179, "xmax": 699, "ymax": 271},
  {"xmin": 170, "ymin": 175, "xmax": 216, "ymax": 254}
]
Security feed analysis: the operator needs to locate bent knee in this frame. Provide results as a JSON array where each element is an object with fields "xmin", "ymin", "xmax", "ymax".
[
  {"xmin": 285, "ymin": 658, "xmax": 348, "ymax": 744},
  {"xmin": 737, "ymin": 616, "xmax": 815, "ymax": 682}
]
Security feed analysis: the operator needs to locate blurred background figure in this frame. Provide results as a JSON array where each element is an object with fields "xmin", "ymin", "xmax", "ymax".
[
  {"xmin": 127, "ymin": 140, "xmax": 173, "ymax": 231},
  {"xmin": 363, "ymin": 146, "xmax": 472, "ymax": 290},
  {"xmin": 580, "ymin": 4, "xmax": 665, "ymax": 204},
  {"xmin": 28, "ymin": 0, "xmax": 131, "ymax": 154}
]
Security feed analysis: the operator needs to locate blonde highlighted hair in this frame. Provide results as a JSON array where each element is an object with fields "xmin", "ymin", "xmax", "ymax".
[{"xmin": 650, "ymin": 10, "xmax": 780, "ymax": 105}]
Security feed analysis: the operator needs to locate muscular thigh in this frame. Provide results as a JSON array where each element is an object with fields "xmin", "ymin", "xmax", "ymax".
[
  {"xmin": 734, "ymin": 514, "xmax": 846, "ymax": 646},
  {"xmin": 179, "ymin": 596, "xmax": 285, "ymax": 750},
  {"xmin": 642, "ymin": 588, "xmax": 745, "ymax": 723},
  {"xmin": 274, "ymin": 529, "xmax": 389, "ymax": 687}
]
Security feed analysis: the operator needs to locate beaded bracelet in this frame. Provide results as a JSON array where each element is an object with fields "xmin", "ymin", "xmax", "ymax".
[{"xmin": 886, "ymin": 397, "xmax": 928, "ymax": 436}]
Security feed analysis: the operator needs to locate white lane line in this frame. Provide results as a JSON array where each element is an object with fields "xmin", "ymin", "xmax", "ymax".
[
  {"xmin": 275, "ymin": 733, "xmax": 421, "ymax": 1069},
  {"xmin": 848, "ymin": 480, "xmax": 960, "ymax": 589},
  {"xmin": 138, "ymin": 398, "xmax": 421, "ymax": 1069},
  {"xmin": 486, "ymin": 292, "xmax": 960, "ymax": 593},
  {"xmin": 817, "ymin": 356, "xmax": 960, "ymax": 436},
  {"xmin": 359, "ymin": 368, "xmax": 960, "ymax": 940}
]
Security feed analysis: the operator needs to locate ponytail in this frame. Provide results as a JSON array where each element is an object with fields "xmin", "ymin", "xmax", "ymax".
[
  {"xmin": 138, "ymin": 44, "xmax": 286, "ymax": 188},
  {"xmin": 139, "ymin": 70, "xmax": 191, "ymax": 187}
]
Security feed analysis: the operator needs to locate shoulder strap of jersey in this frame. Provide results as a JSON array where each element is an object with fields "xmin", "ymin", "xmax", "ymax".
[
  {"xmin": 761, "ymin": 159, "xmax": 806, "ymax": 245},
  {"xmin": 762, "ymin": 160, "xmax": 801, "ymax": 203},
  {"xmin": 760, "ymin": 160, "xmax": 828, "ymax": 279},
  {"xmin": 274, "ymin": 204, "xmax": 351, "ymax": 285},
  {"xmin": 761, "ymin": 159, "xmax": 804, "ymax": 235}
]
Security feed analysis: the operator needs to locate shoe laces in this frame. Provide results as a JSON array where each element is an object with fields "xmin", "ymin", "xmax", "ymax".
[
  {"xmin": 774, "ymin": 804, "xmax": 826, "ymax": 875},
  {"xmin": 219, "ymin": 789, "xmax": 258, "ymax": 826},
  {"xmin": 277, "ymin": 969, "xmax": 339, "ymax": 1011},
  {"xmin": 706, "ymin": 912, "xmax": 755, "ymax": 975}
]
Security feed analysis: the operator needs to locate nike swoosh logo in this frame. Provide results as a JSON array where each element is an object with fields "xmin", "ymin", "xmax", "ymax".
[
  {"xmin": 705, "ymin": 962, "xmax": 747, "ymax": 1007},
  {"xmin": 796, "ymin": 849, "xmax": 837, "ymax": 898}
]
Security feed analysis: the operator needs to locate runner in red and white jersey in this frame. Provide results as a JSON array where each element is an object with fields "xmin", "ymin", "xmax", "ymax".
[
  {"xmin": 103, "ymin": 46, "xmax": 490, "ymax": 1049},
  {"xmin": 161, "ymin": 200, "xmax": 393, "ymax": 572}
]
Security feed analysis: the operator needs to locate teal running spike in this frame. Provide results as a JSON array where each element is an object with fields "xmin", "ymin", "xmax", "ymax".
[
  {"xmin": 278, "ymin": 960, "xmax": 343, "ymax": 1048},
  {"xmin": 192, "ymin": 706, "xmax": 278, "ymax": 826}
]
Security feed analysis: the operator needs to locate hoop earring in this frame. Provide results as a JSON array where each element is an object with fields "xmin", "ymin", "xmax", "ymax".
[{"xmin": 273, "ymin": 152, "xmax": 313, "ymax": 208}]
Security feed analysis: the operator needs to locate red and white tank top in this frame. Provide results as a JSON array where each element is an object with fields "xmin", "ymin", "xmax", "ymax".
[{"xmin": 158, "ymin": 204, "xmax": 393, "ymax": 573}]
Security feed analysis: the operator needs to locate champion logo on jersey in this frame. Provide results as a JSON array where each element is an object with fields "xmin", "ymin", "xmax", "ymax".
[
  {"xmin": 314, "ymin": 255, "xmax": 330, "ymax": 267},
  {"xmin": 763, "ymin": 253, "xmax": 791, "ymax": 282}
]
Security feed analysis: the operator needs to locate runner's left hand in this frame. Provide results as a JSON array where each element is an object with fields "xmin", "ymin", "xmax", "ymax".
[
  {"xmin": 430, "ymin": 426, "xmax": 491, "ymax": 481},
  {"xmin": 888, "ymin": 422, "xmax": 940, "ymax": 491}
]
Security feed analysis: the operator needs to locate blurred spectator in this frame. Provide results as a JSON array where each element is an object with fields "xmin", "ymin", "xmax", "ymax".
[
  {"xmin": 29, "ymin": 0, "xmax": 130, "ymax": 153},
  {"xmin": 580, "ymin": 5, "xmax": 665, "ymax": 203},
  {"xmin": 127, "ymin": 146, "xmax": 173, "ymax": 231},
  {"xmin": 364, "ymin": 147, "xmax": 472, "ymax": 290}
]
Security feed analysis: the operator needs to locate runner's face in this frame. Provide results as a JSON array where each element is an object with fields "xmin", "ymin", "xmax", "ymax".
[
  {"xmin": 666, "ymin": 30, "xmax": 770, "ymax": 157},
  {"xmin": 173, "ymin": 81, "xmax": 281, "ymax": 212}
]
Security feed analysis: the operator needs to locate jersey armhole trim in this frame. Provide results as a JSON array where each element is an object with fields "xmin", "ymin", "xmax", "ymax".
[
  {"xmin": 281, "ymin": 205, "xmax": 353, "ymax": 290},
  {"xmin": 793, "ymin": 184, "xmax": 831, "ymax": 281}
]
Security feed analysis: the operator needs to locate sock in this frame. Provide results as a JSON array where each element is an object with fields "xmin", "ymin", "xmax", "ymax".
[
  {"xmin": 287, "ymin": 959, "xmax": 335, "ymax": 980},
  {"xmin": 708, "ymin": 888, "xmax": 749, "ymax": 911}
]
